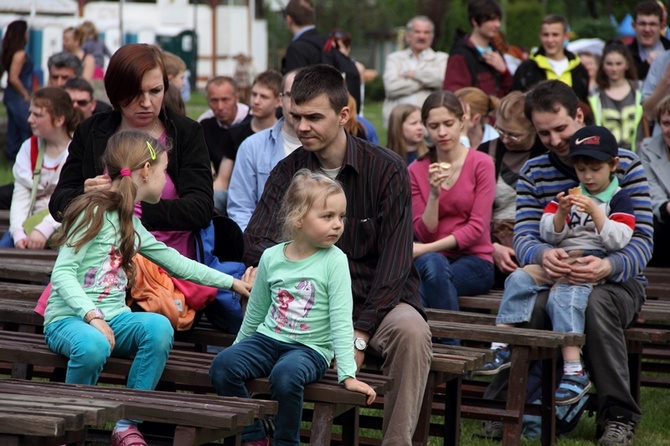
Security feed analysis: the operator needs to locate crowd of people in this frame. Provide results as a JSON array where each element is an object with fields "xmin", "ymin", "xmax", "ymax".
[{"xmin": 2, "ymin": 0, "xmax": 670, "ymax": 444}]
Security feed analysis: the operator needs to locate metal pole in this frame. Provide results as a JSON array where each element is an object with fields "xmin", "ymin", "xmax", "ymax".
[{"xmin": 120, "ymin": 0, "xmax": 124, "ymax": 46}]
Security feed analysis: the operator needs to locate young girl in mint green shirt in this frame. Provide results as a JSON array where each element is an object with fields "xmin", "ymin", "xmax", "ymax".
[
  {"xmin": 210, "ymin": 169, "xmax": 376, "ymax": 446},
  {"xmin": 44, "ymin": 130, "xmax": 251, "ymax": 446}
]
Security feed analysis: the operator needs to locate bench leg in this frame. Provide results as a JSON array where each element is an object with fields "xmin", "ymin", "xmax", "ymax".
[
  {"xmin": 627, "ymin": 341, "xmax": 642, "ymax": 404},
  {"xmin": 540, "ymin": 353, "xmax": 557, "ymax": 446},
  {"xmin": 442, "ymin": 374, "xmax": 462, "ymax": 446},
  {"xmin": 173, "ymin": 426, "xmax": 197, "ymax": 446},
  {"xmin": 10, "ymin": 325, "xmax": 36, "ymax": 379},
  {"xmin": 502, "ymin": 346, "xmax": 530, "ymax": 446},
  {"xmin": 310, "ymin": 402, "xmax": 335, "ymax": 445},
  {"xmin": 339, "ymin": 406, "xmax": 359, "ymax": 446}
]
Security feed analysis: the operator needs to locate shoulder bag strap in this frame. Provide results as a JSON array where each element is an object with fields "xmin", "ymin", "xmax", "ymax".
[{"xmin": 27, "ymin": 137, "xmax": 45, "ymax": 217}]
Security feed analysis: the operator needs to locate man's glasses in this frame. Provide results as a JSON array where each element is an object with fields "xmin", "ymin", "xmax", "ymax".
[
  {"xmin": 74, "ymin": 99, "xmax": 91, "ymax": 107},
  {"xmin": 495, "ymin": 127, "xmax": 522, "ymax": 143},
  {"xmin": 635, "ymin": 21, "xmax": 660, "ymax": 28}
]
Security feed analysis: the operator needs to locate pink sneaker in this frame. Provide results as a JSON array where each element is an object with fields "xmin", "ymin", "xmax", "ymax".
[{"xmin": 111, "ymin": 425, "xmax": 147, "ymax": 446}]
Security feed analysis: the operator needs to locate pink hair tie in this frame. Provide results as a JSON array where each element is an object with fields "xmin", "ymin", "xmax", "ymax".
[{"xmin": 119, "ymin": 168, "xmax": 132, "ymax": 177}]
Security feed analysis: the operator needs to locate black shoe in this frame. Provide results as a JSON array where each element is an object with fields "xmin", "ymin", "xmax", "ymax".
[{"xmin": 597, "ymin": 419, "xmax": 635, "ymax": 445}]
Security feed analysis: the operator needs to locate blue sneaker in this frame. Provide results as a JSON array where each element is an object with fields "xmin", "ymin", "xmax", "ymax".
[
  {"xmin": 472, "ymin": 347, "xmax": 511, "ymax": 376},
  {"xmin": 555, "ymin": 373, "xmax": 592, "ymax": 406}
]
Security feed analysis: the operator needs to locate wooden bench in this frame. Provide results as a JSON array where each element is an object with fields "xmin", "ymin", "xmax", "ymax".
[
  {"xmin": 0, "ymin": 378, "xmax": 277, "ymax": 446},
  {"xmin": 0, "ymin": 329, "xmax": 393, "ymax": 446},
  {"xmin": 428, "ymin": 313, "xmax": 584, "ymax": 446}
]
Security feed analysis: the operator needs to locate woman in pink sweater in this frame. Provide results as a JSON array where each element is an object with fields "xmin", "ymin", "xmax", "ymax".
[{"xmin": 409, "ymin": 91, "xmax": 496, "ymax": 330}]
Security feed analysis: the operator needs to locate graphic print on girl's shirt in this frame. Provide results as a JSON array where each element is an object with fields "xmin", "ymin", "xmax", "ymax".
[
  {"xmin": 82, "ymin": 246, "xmax": 127, "ymax": 302},
  {"xmin": 272, "ymin": 279, "xmax": 316, "ymax": 338}
]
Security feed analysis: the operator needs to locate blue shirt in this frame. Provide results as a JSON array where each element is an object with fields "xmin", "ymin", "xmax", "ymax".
[{"xmin": 227, "ymin": 119, "xmax": 287, "ymax": 231}]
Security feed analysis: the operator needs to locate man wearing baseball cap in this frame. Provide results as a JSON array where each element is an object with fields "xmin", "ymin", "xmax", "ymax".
[{"xmin": 481, "ymin": 81, "xmax": 652, "ymax": 445}]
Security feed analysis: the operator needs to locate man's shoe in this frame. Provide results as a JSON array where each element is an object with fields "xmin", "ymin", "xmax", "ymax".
[
  {"xmin": 472, "ymin": 347, "xmax": 511, "ymax": 376},
  {"xmin": 597, "ymin": 420, "xmax": 635, "ymax": 445}
]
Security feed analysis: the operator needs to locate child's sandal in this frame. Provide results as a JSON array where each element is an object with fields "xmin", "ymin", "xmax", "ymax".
[
  {"xmin": 555, "ymin": 373, "xmax": 592, "ymax": 406},
  {"xmin": 111, "ymin": 425, "xmax": 147, "ymax": 446}
]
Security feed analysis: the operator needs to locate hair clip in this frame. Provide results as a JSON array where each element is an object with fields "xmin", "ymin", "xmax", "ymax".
[{"xmin": 146, "ymin": 141, "xmax": 156, "ymax": 160}]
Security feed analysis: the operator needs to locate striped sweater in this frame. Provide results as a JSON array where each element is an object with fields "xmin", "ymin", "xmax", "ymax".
[{"xmin": 514, "ymin": 149, "xmax": 653, "ymax": 284}]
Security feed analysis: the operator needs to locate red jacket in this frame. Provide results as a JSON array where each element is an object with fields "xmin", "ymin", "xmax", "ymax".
[{"xmin": 443, "ymin": 32, "xmax": 512, "ymax": 98}]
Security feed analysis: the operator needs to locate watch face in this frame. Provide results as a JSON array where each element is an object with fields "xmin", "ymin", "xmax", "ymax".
[{"xmin": 354, "ymin": 338, "xmax": 366, "ymax": 350}]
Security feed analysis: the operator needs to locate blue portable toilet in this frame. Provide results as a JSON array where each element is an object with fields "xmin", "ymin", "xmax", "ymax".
[{"xmin": 618, "ymin": 14, "xmax": 635, "ymax": 38}]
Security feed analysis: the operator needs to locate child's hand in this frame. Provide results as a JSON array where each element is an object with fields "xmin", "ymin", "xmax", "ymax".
[
  {"xmin": 570, "ymin": 195, "xmax": 596, "ymax": 215},
  {"xmin": 556, "ymin": 192, "xmax": 572, "ymax": 215},
  {"xmin": 343, "ymin": 377, "xmax": 377, "ymax": 405},
  {"xmin": 231, "ymin": 278, "xmax": 252, "ymax": 299},
  {"xmin": 90, "ymin": 319, "xmax": 116, "ymax": 350}
]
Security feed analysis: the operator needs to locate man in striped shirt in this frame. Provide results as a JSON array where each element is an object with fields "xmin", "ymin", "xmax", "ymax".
[
  {"xmin": 244, "ymin": 64, "xmax": 432, "ymax": 445},
  {"xmin": 484, "ymin": 80, "xmax": 652, "ymax": 446}
]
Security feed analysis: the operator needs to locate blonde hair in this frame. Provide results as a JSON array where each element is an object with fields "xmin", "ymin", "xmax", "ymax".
[
  {"xmin": 162, "ymin": 51, "xmax": 187, "ymax": 79},
  {"xmin": 52, "ymin": 131, "xmax": 168, "ymax": 287},
  {"xmin": 387, "ymin": 103, "xmax": 427, "ymax": 162},
  {"xmin": 279, "ymin": 169, "xmax": 345, "ymax": 241},
  {"xmin": 455, "ymin": 87, "xmax": 500, "ymax": 122}
]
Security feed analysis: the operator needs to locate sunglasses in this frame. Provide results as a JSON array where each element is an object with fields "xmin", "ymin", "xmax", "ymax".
[{"xmin": 73, "ymin": 99, "xmax": 91, "ymax": 107}]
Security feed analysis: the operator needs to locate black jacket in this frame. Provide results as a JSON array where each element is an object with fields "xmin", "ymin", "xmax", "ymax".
[
  {"xmin": 281, "ymin": 28, "xmax": 326, "ymax": 74},
  {"xmin": 50, "ymin": 107, "xmax": 214, "ymax": 232},
  {"xmin": 512, "ymin": 48, "xmax": 590, "ymax": 103},
  {"xmin": 627, "ymin": 36, "xmax": 670, "ymax": 80}
]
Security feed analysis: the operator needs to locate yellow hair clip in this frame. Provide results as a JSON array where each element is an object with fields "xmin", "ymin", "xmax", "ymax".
[{"xmin": 146, "ymin": 141, "xmax": 157, "ymax": 160}]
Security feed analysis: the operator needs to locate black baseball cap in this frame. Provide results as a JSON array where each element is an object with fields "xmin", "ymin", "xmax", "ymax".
[{"xmin": 569, "ymin": 126, "xmax": 619, "ymax": 161}]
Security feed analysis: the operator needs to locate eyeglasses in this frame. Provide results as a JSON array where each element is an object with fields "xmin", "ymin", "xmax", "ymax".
[
  {"xmin": 635, "ymin": 21, "xmax": 660, "ymax": 28},
  {"xmin": 280, "ymin": 91, "xmax": 291, "ymax": 98},
  {"xmin": 495, "ymin": 127, "xmax": 522, "ymax": 143},
  {"xmin": 73, "ymin": 99, "xmax": 91, "ymax": 107}
]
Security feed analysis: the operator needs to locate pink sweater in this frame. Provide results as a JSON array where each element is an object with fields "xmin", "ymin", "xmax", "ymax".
[{"xmin": 409, "ymin": 149, "xmax": 496, "ymax": 263}]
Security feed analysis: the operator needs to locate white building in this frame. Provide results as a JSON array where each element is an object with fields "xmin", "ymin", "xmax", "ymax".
[{"xmin": 0, "ymin": 0, "xmax": 268, "ymax": 88}]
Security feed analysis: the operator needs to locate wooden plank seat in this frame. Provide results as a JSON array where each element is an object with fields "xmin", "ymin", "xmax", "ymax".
[
  {"xmin": 0, "ymin": 258, "xmax": 53, "ymax": 284},
  {"xmin": 0, "ymin": 330, "xmax": 393, "ymax": 446},
  {"xmin": 0, "ymin": 247, "xmax": 58, "ymax": 261},
  {"xmin": 0, "ymin": 378, "xmax": 277, "ymax": 446}
]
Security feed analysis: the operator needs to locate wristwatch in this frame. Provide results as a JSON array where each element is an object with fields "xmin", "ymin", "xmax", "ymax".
[
  {"xmin": 84, "ymin": 308, "xmax": 105, "ymax": 323},
  {"xmin": 354, "ymin": 337, "xmax": 368, "ymax": 351}
]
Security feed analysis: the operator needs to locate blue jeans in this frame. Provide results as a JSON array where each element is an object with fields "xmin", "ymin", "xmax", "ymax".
[
  {"xmin": 496, "ymin": 269, "xmax": 551, "ymax": 325},
  {"xmin": 44, "ymin": 311, "xmax": 174, "ymax": 389},
  {"xmin": 547, "ymin": 281, "xmax": 591, "ymax": 333},
  {"xmin": 213, "ymin": 189, "xmax": 228, "ymax": 215},
  {"xmin": 209, "ymin": 332, "xmax": 328, "ymax": 446},
  {"xmin": 3, "ymin": 96, "xmax": 30, "ymax": 162},
  {"xmin": 0, "ymin": 231, "xmax": 14, "ymax": 247},
  {"xmin": 414, "ymin": 252, "xmax": 495, "ymax": 311}
]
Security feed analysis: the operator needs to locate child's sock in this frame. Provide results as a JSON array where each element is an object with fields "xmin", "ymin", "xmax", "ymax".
[
  {"xmin": 563, "ymin": 360, "xmax": 583, "ymax": 376},
  {"xmin": 491, "ymin": 342, "xmax": 508, "ymax": 351},
  {"xmin": 113, "ymin": 419, "xmax": 134, "ymax": 433}
]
